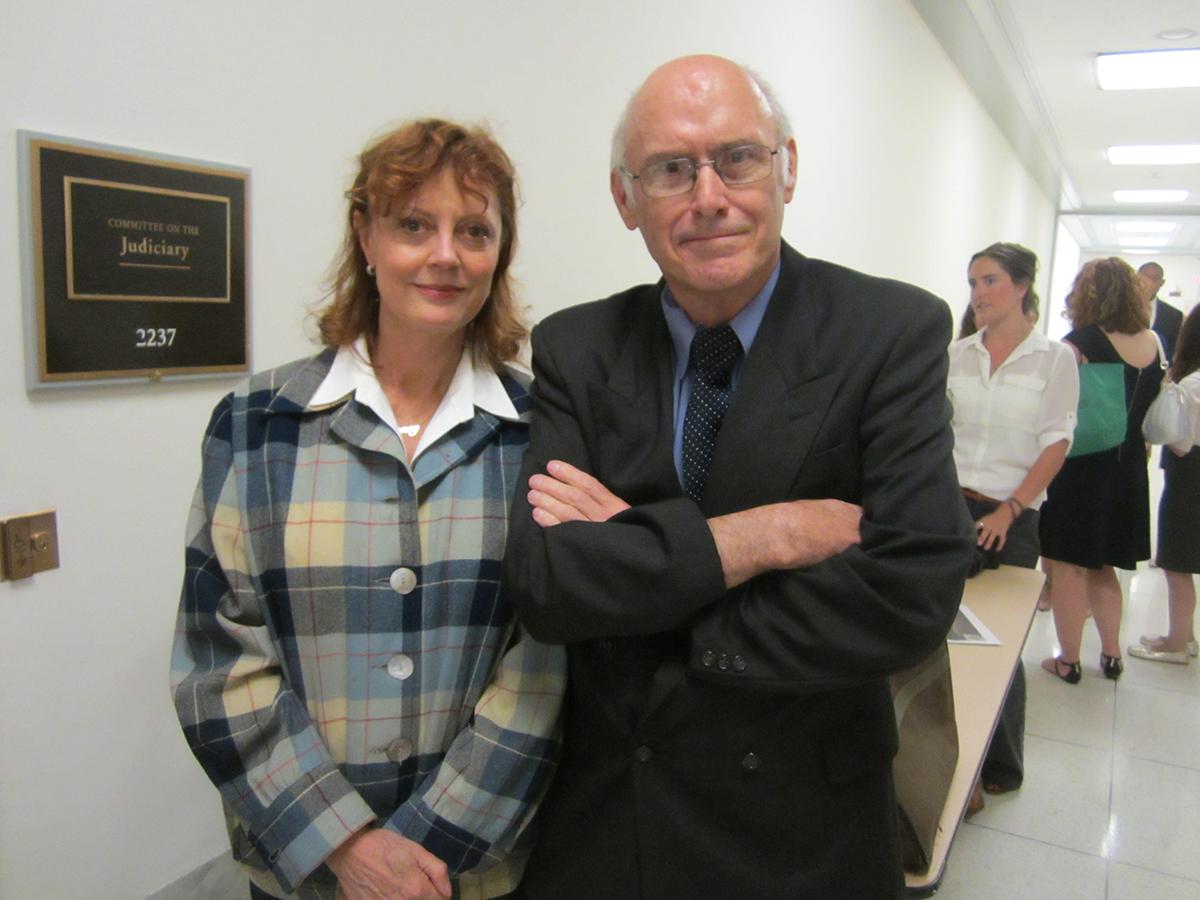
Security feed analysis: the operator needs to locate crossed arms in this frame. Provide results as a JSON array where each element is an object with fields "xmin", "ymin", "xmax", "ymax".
[
  {"xmin": 529, "ymin": 459, "xmax": 863, "ymax": 589},
  {"xmin": 503, "ymin": 287, "xmax": 976, "ymax": 687}
]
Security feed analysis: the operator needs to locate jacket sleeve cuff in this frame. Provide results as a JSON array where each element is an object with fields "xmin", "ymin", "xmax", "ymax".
[{"xmin": 250, "ymin": 763, "xmax": 377, "ymax": 893}]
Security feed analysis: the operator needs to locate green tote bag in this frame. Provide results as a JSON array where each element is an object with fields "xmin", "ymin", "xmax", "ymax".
[{"xmin": 1068, "ymin": 362, "xmax": 1126, "ymax": 458}]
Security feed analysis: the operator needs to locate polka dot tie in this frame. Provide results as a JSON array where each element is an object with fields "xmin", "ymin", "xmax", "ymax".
[{"xmin": 682, "ymin": 324, "xmax": 742, "ymax": 502}]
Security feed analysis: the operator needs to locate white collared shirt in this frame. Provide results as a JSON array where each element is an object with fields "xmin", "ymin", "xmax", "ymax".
[
  {"xmin": 947, "ymin": 328, "xmax": 1079, "ymax": 508},
  {"xmin": 309, "ymin": 336, "xmax": 523, "ymax": 462}
]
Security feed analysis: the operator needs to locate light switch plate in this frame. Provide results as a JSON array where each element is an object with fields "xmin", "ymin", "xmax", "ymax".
[{"xmin": 0, "ymin": 510, "xmax": 58, "ymax": 581}]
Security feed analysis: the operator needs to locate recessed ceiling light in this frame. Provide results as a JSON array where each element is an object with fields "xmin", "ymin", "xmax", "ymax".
[
  {"xmin": 1157, "ymin": 28, "xmax": 1197, "ymax": 41},
  {"xmin": 1107, "ymin": 144, "xmax": 1200, "ymax": 165},
  {"xmin": 1124, "ymin": 249, "xmax": 1159, "ymax": 255},
  {"xmin": 1097, "ymin": 48, "xmax": 1200, "ymax": 89},
  {"xmin": 1113, "ymin": 189, "xmax": 1190, "ymax": 203},
  {"xmin": 1114, "ymin": 221, "xmax": 1177, "ymax": 232},
  {"xmin": 1118, "ymin": 236, "xmax": 1170, "ymax": 247}
]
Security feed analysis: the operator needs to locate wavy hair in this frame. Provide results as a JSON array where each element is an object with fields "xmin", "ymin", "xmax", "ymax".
[
  {"xmin": 1063, "ymin": 257, "xmax": 1148, "ymax": 334},
  {"xmin": 317, "ymin": 118, "xmax": 526, "ymax": 371}
]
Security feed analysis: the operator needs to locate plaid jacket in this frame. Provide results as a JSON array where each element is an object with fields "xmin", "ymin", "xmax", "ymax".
[{"xmin": 171, "ymin": 349, "xmax": 565, "ymax": 898}]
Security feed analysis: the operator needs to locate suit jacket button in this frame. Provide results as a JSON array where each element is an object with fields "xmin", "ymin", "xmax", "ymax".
[
  {"xmin": 741, "ymin": 752, "xmax": 761, "ymax": 772},
  {"xmin": 700, "ymin": 650, "xmax": 716, "ymax": 668},
  {"xmin": 597, "ymin": 638, "xmax": 613, "ymax": 653},
  {"xmin": 718, "ymin": 654, "xmax": 730, "ymax": 671},
  {"xmin": 732, "ymin": 655, "xmax": 746, "ymax": 672},
  {"xmin": 635, "ymin": 745, "xmax": 653, "ymax": 763}
]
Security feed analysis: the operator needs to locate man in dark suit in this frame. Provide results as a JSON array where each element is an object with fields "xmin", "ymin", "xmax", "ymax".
[
  {"xmin": 503, "ymin": 55, "xmax": 974, "ymax": 899},
  {"xmin": 1139, "ymin": 261, "xmax": 1184, "ymax": 358}
]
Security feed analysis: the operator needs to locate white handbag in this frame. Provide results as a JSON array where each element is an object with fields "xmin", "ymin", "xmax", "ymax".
[{"xmin": 1143, "ymin": 371, "xmax": 1200, "ymax": 451}]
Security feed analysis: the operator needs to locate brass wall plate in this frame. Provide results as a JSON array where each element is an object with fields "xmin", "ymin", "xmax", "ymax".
[{"xmin": 0, "ymin": 510, "xmax": 59, "ymax": 581}]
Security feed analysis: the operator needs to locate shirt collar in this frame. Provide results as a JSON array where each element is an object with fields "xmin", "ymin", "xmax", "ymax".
[
  {"xmin": 309, "ymin": 335, "xmax": 521, "ymax": 452},
  {"xmin": 967, "ymin": 325, "xmax": 1050, "ymax": 363},
  {"xmin": 661, "ymin": 261, "xmax": 780, "ymax": 382}
]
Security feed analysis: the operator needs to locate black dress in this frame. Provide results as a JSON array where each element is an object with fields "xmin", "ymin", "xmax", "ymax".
[{"xmin": 1039, "ymin": 325, "xmax": 1165, "ymax": 570}]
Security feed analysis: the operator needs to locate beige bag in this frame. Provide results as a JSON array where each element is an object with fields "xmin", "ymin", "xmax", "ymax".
[{"xmin": 890, "ymin": 641, "xmax": 958, "ymax": 873}]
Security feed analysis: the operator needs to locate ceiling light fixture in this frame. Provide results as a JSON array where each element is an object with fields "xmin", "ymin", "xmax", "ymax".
[
  {"xmin": 1114, "ymin": 221, "xmax": 1177, "ymax": 232},
  {"xmin": 1156, "ymin": 28, "xmax": 1197, "ymax": 41},
  {"xmin": 1113, "ymin": 189, "xmax": 1190, "ymax": 203},
  {"xmin": 1107, "ymin": 144, "xmax": 1200, "ymax": 165},
  {"xmin": 1118, "ymin": 236, "xmax": 1170, "ymax": 247},
  {"xmin": 1096, "ymin": 48, "xmax": 1200, "ymax": 90}
]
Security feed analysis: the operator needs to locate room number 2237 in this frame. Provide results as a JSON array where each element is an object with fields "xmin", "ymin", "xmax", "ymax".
[{"xmin": 135, "ymin": 327, "xmax": 176, "ymax": 347}]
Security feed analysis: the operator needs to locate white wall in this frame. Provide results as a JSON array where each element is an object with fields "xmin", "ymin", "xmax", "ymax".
[
  {"xmin": 0, "ymin": 1, "xmax": 1055, "ymax": 897},
  {"xmin": 1047, "ymin": 223, "xmax": 1083, "ymax": 341}
]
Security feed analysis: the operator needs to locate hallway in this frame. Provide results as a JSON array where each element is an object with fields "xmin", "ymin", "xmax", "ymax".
[{"xmin": 935, "ymin": 565, "xmax": 1200, "ymax": 899}]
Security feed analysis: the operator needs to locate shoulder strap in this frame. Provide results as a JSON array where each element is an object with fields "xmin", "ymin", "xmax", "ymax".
[{"xmin": 1150, "ymin": 330, "xmax": 1169, "ymax": 370}]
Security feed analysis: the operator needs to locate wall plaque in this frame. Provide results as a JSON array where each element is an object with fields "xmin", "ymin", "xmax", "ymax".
[{"xmin": 18, "ymin": 132, "xmax": 250, "ymax": 388}]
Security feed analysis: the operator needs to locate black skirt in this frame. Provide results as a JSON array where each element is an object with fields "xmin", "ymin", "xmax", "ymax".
[{"xmin": 1157, "ymin": 446, "xmax": 1200, "ymax": 573}]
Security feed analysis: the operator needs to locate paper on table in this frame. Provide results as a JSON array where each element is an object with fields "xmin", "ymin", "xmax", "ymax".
[{"xmin": 947, "ymin": 604, "xmax": 1001, "ymax": 645}]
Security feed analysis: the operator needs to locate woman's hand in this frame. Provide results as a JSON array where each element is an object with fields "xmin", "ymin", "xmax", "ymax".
[
  {"xmin": 975, "ymin": 503, "xmax": 1016, "ymax": 551},
  {"xmin": 327, "ymin": 827, "xmax": 451, "ymax": 900}
]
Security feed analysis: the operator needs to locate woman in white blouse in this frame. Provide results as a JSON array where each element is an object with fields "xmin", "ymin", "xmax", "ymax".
[{"xmin": 948, "ymin": 242, "xmax": 1079, "ymax": 805}]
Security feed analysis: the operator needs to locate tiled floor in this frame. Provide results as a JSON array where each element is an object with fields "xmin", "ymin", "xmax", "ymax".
[
  {"xmin": 934, "ymin": 565, "xmax": 1200, "ymax": 899},
  {"xmin": 168, "ymin": 567, "xmax": 1200, "ymax": 900}
]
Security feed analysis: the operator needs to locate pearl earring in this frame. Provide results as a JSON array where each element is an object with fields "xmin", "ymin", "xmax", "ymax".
[{"xmin": 366, "ymin": 264, "xmax": 376, "ymax": 277}]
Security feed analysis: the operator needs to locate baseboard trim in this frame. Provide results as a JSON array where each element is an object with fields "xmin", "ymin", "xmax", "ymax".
[{"xmin": 145, "ymin": 851, "xmax": 240, "ymax": 900}]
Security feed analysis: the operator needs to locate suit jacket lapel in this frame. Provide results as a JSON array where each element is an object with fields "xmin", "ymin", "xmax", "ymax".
[
  {"xmin": 704, "ymin": 245, "xmax": 837, "ymax": 515},
  {"xmin": 587, "ymin": 288, "xmax": 681, "ymax": 501}
]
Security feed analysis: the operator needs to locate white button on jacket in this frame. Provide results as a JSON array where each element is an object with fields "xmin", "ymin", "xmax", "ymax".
[
  {"xmin": 387, "ymin": 654, "xmax": 415, "ymax": 680},
  {"xmin": 389, "ymin": 567, "xmax": 418, "ymax": 594}
]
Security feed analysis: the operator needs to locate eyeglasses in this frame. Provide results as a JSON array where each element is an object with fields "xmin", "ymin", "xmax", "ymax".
[{"xmin": 622, "ymin": 144, "xmax": 780, "ymax": 198}]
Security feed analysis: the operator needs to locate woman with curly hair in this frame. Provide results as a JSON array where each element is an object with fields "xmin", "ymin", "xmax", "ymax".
[{"xmin": 1038, "ymin": 258, "xmax": 1165, "ymax": 683}]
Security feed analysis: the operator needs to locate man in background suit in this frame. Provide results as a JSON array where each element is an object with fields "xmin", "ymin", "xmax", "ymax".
[
  {"xmin": 1139, "ymin": 261, "xmax": 1184, "ymax": 358},
  {"xmin": 503, "ymin": 55, "xmax": 974, "ymax": 899}
]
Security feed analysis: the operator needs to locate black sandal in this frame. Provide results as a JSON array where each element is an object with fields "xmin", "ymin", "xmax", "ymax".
[
  {"xmin": 1101, "ymin": 653, "xmax": 1123, "ymax": 681},
  {"xmin": 1043, "ymin": 656, "xmax": 1081, "ymax": 684}
]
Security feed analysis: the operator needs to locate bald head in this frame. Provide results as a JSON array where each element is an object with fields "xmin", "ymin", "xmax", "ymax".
[
  {"xmin": 605, "ymin": 54, "xmax": 799, "ymax": 324},
  {"xmin": 611, "ymin": 55, "xmax": 793, "ymax": 172}
]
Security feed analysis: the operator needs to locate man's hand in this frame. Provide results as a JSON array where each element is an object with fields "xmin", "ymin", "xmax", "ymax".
[
  {"xmin": 709, "ymin": 499, "xmax": 863, "ymax": 589},
  {"xmin": 326, "ymin": 827, "xmax": 451, "ymax": 900},
  {"xmin": 529, "ymin": 461, "xmax": 862, "ymax": 589},
  {"xmin": 528, "ymin": 460, "xmax": 631, "ymax": 526}
]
